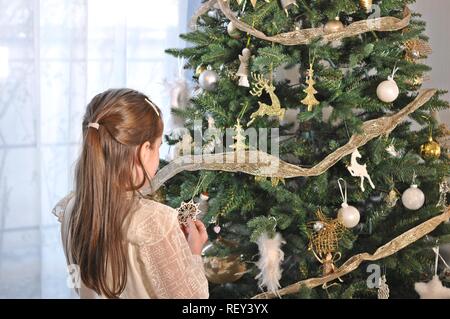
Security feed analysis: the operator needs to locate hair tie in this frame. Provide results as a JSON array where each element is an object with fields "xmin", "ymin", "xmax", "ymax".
[
  {"xmin": 88, "ymin": 122, "xmax": 100, "ymax": 130},
  {"xmin": 145, "ymin": 98, "xmax": 160, "ymax": 117}
]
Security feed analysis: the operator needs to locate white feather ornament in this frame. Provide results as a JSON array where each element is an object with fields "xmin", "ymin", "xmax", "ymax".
[{"xmin": 255, "ymin": 232, "xmax": 286, "ymax": 295}]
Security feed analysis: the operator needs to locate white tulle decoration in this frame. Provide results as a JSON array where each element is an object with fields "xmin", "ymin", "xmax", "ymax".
[{"xmin": 255, "ymin": 232, "xmax": 286, "ymax": 296}]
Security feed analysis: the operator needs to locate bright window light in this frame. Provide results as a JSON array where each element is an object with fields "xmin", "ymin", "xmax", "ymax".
[{"xmin": 0, "ymin": 46, "xmax": 9, "ymax": 79}]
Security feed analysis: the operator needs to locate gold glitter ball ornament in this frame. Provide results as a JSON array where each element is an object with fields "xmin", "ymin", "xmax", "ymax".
[{"xmin": 420, "ymin": 136, "xmax": 441, "ymax": 160}]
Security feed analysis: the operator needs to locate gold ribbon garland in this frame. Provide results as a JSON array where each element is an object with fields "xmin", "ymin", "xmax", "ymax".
[
  {"xmin": 149, "ymin": 89, "xmax": 436, "ymax": 193},
  {"xmin": 191, "ymin": 0, "xmax": 412, "ymax": 46}
]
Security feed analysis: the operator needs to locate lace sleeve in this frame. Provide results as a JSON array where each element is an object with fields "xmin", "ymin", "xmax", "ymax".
[
  {"xmin": 51, "ymin": 192, "xmax": 75, "ymax": 223},
  {"xmin": 130, "ymin": 201, "xmax": 209, "ymax": 299}
]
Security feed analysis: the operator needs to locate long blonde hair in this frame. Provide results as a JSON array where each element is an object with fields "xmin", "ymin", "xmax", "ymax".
[{"xmin": 69, "ymin": 89, "xmax": 163, "ymax": 298}]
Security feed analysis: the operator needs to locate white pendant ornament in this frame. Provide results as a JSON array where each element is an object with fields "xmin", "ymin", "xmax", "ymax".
[
  {"xmin": 401, "ymin": 173, "xmax": 425, "ymax": 210},
  {"xmin": 236, "ymin": 48, "xmax": 251, "ymax": 87},
  {"xmin": 415, "ymin": 247, "xmax": 450, "ymax": 299},
  {"xmin": 337, "ymin": 178, "xmax": 361, "ymax": 228},
  {"xmin": 347, "ymin": 148, "xmax": 375, "ymax": 192},
  {"xmin": 377, "ymin": 67, "xmax": 400, "ymax": 103},
  {"xmin": 199, "ymin": 69, "xmax": 219, "ymax": 91},
  {"xmin": 377, "ymin": 275, "xmax": 390, "ymax": 299},
  {"xmin": 255, "ymin": 232, "xmax": 285, "ymax": 294},
  {"xmin": 213, "ymin": 225, "xmax": 221, "ymax": 234}
]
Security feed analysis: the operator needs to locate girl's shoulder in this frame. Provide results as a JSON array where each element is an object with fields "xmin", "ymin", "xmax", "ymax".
[{"xmin": 125, "ymin": 198, "xmax": 179, "ymax": 246}]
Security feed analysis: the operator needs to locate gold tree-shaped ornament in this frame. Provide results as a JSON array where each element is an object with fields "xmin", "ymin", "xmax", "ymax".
[{"xmin": 301, "ymin": 64, "xmax": 320, "ymax": 112}]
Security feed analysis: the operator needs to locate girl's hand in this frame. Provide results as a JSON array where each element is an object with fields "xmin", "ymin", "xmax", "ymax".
[{"xmin": 184, "ymin": 219, "xmax": 208, "ymax": 256}]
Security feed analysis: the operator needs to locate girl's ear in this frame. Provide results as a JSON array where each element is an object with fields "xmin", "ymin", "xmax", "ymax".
[{"xmin": 139, "ymin": 141, "xmax": 152, "ymax": 161}]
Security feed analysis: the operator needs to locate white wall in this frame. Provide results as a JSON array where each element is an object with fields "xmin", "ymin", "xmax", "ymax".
[{"xmin": 412, "ymin": 0, "xmax": 450, "ymax": 125}]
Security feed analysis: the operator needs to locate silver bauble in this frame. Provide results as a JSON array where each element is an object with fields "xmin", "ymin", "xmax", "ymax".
[{"xmin": 199, "ymin": 70, "xmax": 219, "ymax": 91}]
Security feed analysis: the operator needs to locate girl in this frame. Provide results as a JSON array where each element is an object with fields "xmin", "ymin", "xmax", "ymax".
[{"xmin": 52, "ymin": 88, "xmax": 209, "ymax": 299}]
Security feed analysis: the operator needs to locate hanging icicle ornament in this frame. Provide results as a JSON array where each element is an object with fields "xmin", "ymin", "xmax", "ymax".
[
  {"xmin": 236, "ymin": 48, "xmax": 251, "ymax": 87},
  {"xmin": 337, "ymin": 178, "xmax": 361, "ymax": 229},
  {"xmin": 377, "ymin": 66, "xmax": 400, "ymax": 103},
  {"xmin": 415, "ymin": 246, "xmax": 450, "ymax": 299},
  {"xmin": 377, "ymin": 274, "xmax": 390, "ymax": 299},
  {"xmin": 255, "ymin": 231, "xmax": 286, "ymax": 294},
  {"xmin": 401, "ymin": 172, "xmax": 425, "ymax": 210},
  {"xmin": 346, "ymin": 148, "xmax": 375, "ymax": 192},
  {"xmin": 301, "ymin": 63, "xmax": 320, "ymax": 112}
]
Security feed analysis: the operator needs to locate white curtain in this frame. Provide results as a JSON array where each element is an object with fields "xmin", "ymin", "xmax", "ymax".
[{"xmin": 0, "ymin": 0, "xmax": 192, "ymax": 298}]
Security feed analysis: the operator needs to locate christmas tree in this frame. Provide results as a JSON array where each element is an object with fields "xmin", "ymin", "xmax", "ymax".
[{"xmin": 162, "ymin": 0, "xmax": 450, "ymax": 298}]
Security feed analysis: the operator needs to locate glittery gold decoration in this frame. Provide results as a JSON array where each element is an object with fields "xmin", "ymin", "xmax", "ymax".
[
  {"xmin": 247, "ymin": 73, "xmax": 286, "ymax": 126},
  {"xmin": 404, "ymin": 38, "xmax": 432, "ymax": 63},
  {"xmin": 301, "ymin": 64, "xmax": 320, "ymax": 112},
  {"xmin": 307, "ymin": 209, "xmax": 346, "ymax": 259},
  {"xmin": 253, "ymin": 206, "xmax": 450, "ymax": 299},
  {"xmin": 384, "ymin": 189, "xmax": 399, "ymax": 208},
  {"xmin": 420, "ymin": 136, "xmax": 441, "ymax": 160}
]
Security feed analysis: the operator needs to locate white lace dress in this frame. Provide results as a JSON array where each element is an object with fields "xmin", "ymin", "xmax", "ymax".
[{"xmin": 52, "ymin": 192, "xmax": 209, "ymax": 299}]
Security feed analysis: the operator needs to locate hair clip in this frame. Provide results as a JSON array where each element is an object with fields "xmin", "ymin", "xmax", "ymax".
[
  {"xmin": 88, "ymin": 122, "xmax": 100, "ymax": 130},
  {"xmin": 145, "ymin": 98, "xmax": 160, "ymax": 117}
]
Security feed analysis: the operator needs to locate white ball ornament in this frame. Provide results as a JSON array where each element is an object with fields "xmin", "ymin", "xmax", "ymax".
[
  {"xmin": 336, "ymin": 178, "xmax": 361, "ymax": 229},
  {"xmin": 377, "ymin": 66, "xmax": 400, "ymax": 103},
  {"xmin": 338, "ymin": 203, "xmax": 361, "ymax": 229},
  {"xmin": 402, "ymin": 184, "xmax": 425, "ymax": 210},
  {"xmin": 376, "ymin": 79, "xmax": 399, "ymax": 103}
]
